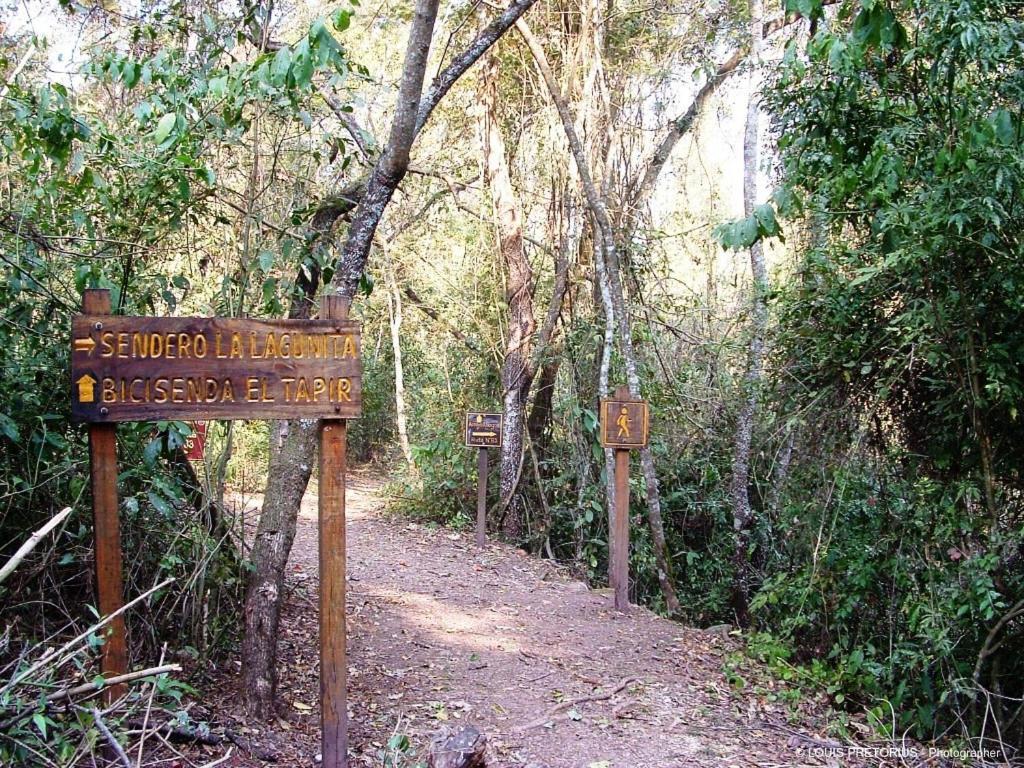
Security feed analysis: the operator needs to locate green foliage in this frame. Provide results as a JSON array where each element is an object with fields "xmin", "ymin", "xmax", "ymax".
[
  {"xmin": 0, "ymin": 662, "xmax": 195, "ymax": 766},
  {"xmin": 769, "ymin": 0, "xmax": 1024, "ymax": 477},
  {"xmin": 746, "ymin": 459, "xmax": 1020, "ymax": 735},
  {"xmin": 225, "ymin": 421, "xmax": 271, "ymax": 492},
  {"xmin": 391, "ymin": 434, "xmax": 479, "ymax": 528},
  {"xmin": 0, "ymin": 1, "xmax": 363, "ymax": 757},
  {"xmin": 756, "ymin": 0, "xmax": 1024, "ymax": 743},
  {"xmin": 714, "ymin": 200, "xmax": 784, "ymax": 251},
  {"xmin": 378, "ymin": 731, "xmax": 426, "ymax": 768}
]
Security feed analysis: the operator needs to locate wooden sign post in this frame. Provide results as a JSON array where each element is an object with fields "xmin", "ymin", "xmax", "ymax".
[
  {"xmin": 319, "ymin": 294, "xmax": 349, "ymax": 768},
  {"xmin": 72, "ymin": 289, "xmax": 361, "ymax": 765},
  {"xmin": 600, "ymin": 387, "xmax": 649, "ymax": 612},
  {"xmin": 464, "ymin": 412, "xmax": 503, "ymax": 546},
  {"xmin": 82, "ymin": 289, "xmax": 128, "ymax": 704}
]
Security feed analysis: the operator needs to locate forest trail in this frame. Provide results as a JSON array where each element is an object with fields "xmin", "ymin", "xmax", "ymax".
[{"xmin": 202, "ymin": 470, "xmax": 858, "ymax": 768}]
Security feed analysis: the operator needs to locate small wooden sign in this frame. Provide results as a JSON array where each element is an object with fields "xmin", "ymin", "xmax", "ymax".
[
  {"xmin": 465, "ymin": 412, "xmax": 503, "ymax": 448},
  {"xmin": 600, "ymin": 397, "xmax": 649, "ymax": 449},
  {"xmin": 71, "ymin": 316, "xmax": 362, "ymax": 422},
  {"xmin": 184, "ymin": 422, "xmax": 207, "ymax": 460}
]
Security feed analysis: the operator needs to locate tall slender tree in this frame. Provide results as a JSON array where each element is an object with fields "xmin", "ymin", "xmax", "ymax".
[
  {"xmin": 728, "ymin": 0, "xmax": 768, "ymax": 627},
  {"xmin": 242, "ymin": 0, "xmax": 544, "ymax": 715}
]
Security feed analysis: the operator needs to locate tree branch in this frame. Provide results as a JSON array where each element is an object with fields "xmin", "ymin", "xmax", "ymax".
[
  {"xmin": 402, "ymin": 286, "xmax": 480, "ymax": 351},
  {"xmin": 415, "ymin": 0, "xmax": 544, "ymax": 135},
  {"xmin": 0, "ymin": 507, "xmax": 73, "ymax": 586},
  {"xmin": 332, "ymin": 0, "xmax": 441, "ymax": 297},
  {"xmin": 631, "ymin": 49, "xmax": 744, "ymax": 215}
]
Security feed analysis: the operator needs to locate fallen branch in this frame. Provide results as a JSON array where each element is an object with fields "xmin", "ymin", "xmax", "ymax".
[
  {"xmin": 0, "ymin": 665, "xmax": 183, "ymax": 734},
  {"xmin": 53, "ymin": 664, "xmax": 181, "ymax": 706},
  {"xmin": 135, "ymin": 647, "xmax": 163, "ymax": 765},
  {"xmin": 92, "ymin": 707, "xmax": 132, "ymax": 768},
  {"xmin": 0, "ymin": 577, "xmax": 175, "ymax": 696},
  {"xmin": 0, "ymin": 507, "xmax": 73, "ymax": 586},
  {"xmin": 127, "ymin": 720, "xmax": 231, "ymax": 746},
  {"xmin": 515, "ymin": 677, "xmax": 639, "ymax": 732},
  {"xmin": 197, "ymin": 748, "xmax": 235, "ymax": 767}
]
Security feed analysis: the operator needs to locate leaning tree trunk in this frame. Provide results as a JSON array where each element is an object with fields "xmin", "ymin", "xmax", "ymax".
[
  {"xmin": 241, "ymin": 419, "xmax": 319, "ymax": 717},
  {"xmin": 241, "ymin": 217, "xmax": 334, "ymax": 718},
  {"xmin": 242, "ymin": 0, "xmax": 441, "ymax": 716},
  {"xmin": 241, "ymin": 0, "xmax": 544, "ymax": 715},
  {"xmin": 479, "ymin": 50, "xmax": 536, "ymax": 539},
  {"xmin": 729, "ymin": 0, "xmax": 768, "ymax": 628},
  {"xmin": 517, "ymin": 19, "xmax": 680, "ymax": 614}
]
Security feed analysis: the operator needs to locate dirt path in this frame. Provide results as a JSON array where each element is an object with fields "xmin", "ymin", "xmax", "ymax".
[{"xmin": 196, "ymin": 471, "xmax": 858, "ymax": 767}]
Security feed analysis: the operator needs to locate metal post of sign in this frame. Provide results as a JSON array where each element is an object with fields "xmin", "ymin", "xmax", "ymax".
[
  {"xmin": 476, "ymin": 447, "xmax": 489, "ymax": 547},
  {"xmin": 82, "ymin": 288, "xmax": 129, "ymax": 702},
  {"xmin": 319, "ymin": 294, "xmax": 349, "ymax": 768}
]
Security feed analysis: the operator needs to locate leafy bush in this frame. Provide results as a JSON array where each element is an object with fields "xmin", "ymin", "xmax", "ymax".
[{"xmin": 755, "ymin": 0, "xmax": 1024, "ymax": 744}]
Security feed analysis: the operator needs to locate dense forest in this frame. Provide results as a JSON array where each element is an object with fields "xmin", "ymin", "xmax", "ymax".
[{"xmin": 1, "ymin": 0, "xmax": 1022, "ymax": 763}]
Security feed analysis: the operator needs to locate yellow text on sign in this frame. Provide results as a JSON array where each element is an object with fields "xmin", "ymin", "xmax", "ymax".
[
  {"xmin": 98, "ymin": 376, "xmax": 354, "ymax": 405},
  {"xmin": 94, "ymin": 331, "xmax": 357, "ymax": 361}
]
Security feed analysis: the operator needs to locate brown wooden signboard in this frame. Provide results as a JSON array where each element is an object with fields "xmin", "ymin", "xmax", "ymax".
[
  {"xmin": 465, "ymin": 411, "xmax": 502, "ymax": 548},
  {"xmin": 599, "ymin": 397, "xmax": 649, "ymax": 449},
  {"xmin": 601, "ymin": 388, "xmax": 650, "ymax": 613},
  {"xmin": 465, "ymin": 411, "xmax": 503, "ymax": 448},
  {"xmin": 71, "ymin": 316, "xmax": 362, "ymax": 422}
]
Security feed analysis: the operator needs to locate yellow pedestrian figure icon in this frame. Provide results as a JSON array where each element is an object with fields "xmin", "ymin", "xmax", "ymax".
[
  {"xmin": 600, "ymin": 396, "xmax": 648, "ymax": 448},
  {"xmin": 616, "ymin": 406, "xmax": 631, "ymax": 439}
]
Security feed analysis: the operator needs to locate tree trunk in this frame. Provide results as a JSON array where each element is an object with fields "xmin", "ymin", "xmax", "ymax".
[
  {"xmin": 386, "ymin": 258, "xmax": 414, "ymax": 469},
  {"xmin": 241, "ymin": 418, "xmax": 318, "ymax": 717},
  {"xmin": 766, "ymin": 427, "xmax": 795, "ymax": 519},
  {"xmin": 517, "ymin": 19, "xmax": 679, "ymax": 614},
  {"xmin": 243, "ymin": 0, "xmax": 440, "ymax": 717},
  {"xmin": 526, "ymin": 358, "xmax": 560, "ymax": 465},
  {"xmin": 479, "ymin": 51, "xmax": 536, "ymax": 539},
  {"xmin": 241, "ymin": 0, "xmax": 543, "ymax": 715},
  {"xmin": 729, "ymin": 0, "xmax": 768, "ymax": 628}
]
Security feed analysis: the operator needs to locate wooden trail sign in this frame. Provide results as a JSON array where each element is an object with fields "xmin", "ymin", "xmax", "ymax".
[
  {"xmin": 600, "ymin": 397, "xmax": 649, "ymax": 449},
  {"xmin": 465, "ymin": 411, "xmax": 503, "ymax": 448},
  {"xmin": 184, "ymin": 422, "xmax": 207, "ymax": 460},
  {"xmin": 465, "ymin": 412, "xmax": 502, "ymax": 546},
  {"xmin": 71, "ymin": 315, "xmax": 361, "ymax": 422},
  {"xmin": 600, "ymin": 388, "xmax": 649, "ymax": 612},
  {"xmin": 73, "ymin": 290, "xmax": 360, "ymax": 767}
]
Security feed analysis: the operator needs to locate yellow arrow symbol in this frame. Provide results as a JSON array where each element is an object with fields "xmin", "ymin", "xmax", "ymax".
[
  {"xmin": 76, "ymin": 374, "xmax": 96, "ymax": 403},
  {"xmin": 474, "ymin": 431, "xmax": 497, "ymax": 438},
  {"xmin": 74, "ymin": 337, "xmax": 96, "ymax": 355}
]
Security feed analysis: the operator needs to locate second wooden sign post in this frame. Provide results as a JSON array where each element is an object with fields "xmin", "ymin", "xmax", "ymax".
[
  {"xmin": 600, "ymin": 386, "xmax": 649, "ymax": 612},
  {"xmin": 465, "ymin": 412, "xmax": 503, "ymax": 546}
]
